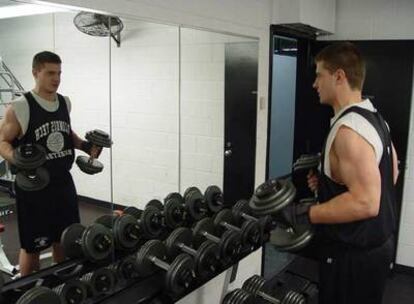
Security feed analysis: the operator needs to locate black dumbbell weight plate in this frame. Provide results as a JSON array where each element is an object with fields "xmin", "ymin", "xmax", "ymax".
[
  {"xmin": 85, "ymin": 129, "xmax": 112, "ymax": 148},
  {"xmin": 146, "ymin": 199, "xmax": 163, "ymax": 210},
  {"xmin": 242, "ymin": 274, "xmax": 265, "ymax": 294},
  {"xmin": 185, "ymin": 190, "xmax": 205, "ymax": 221},
  {"xmin": 13, "ymin": 144, "xmax": 46, "ymax": 170},
  {"xmin": 195, "ymin": 241, "xmax": 219, "ymax": 277},
  {"xmin": 232, "ymin": 199, "xmax": 251, "ymax": 224},
  {"xmin": 123, "ymin": 206, "xmax": 142, "ymax": 219},
  {"xmin": 165, "ymin": 227, "xmax": 192, "ymax": 257},
  {"xmin": 240, "ymin": 220, "xmax": 262, "ymax": 249},
  {"xmin": 165, "ymin": 253, "xmax": 194, "ymax": 294},
  {"xmin": 249, "ymin": 179, "xmax": 296, "ymax": 216},
  {"xmin": 220, "ymin": 230, "xmax": 242, "ymax": 261},
  {"xmin": 118, "ymin": 256, "xmax": 140, "ymax": 280},
  {"xmin": 141, "ymin": 206, "xmax": 163, "ymax": 239},
  {"xmin": 57, "ymin": 279, "xmax": 88, "ymax": 304},
  {"xmin": 136, "ymin": 240, "xmax": 167, "ymax": 276},
  {"xmin": 76, "ymin": 156, "xmax": 103, "ymax": 175},
  {"xmin": 164, "ymin": 192, "xmax": 184, "ymax": 205},
  {"xmin": 164, "ymin": 199, "xmax": 185, "ymax": 229},
  {"xmin": 293, "ymin": 154, "xmax": 320, "ymax": 171},
  {"xmin": 270, "ymin": 224, "xmax": 314, "ymax": 252},
  {"xmin": 192, "ymin": 217, "xmax": 215, "ymax": 248},
  {"xmin": 183, "ymin": 186, "xmax": 202, "ymax": 201},
  {"xmin": 88, "ymin": 268, "xmax": 116, "ymax": 296},
  {"xmin": 81, "ymin": 223, "xmax": 113, "ymax": 261},
  {"xmin": 15, "ymin": 167, "xmax": 50, "ymax": 192},
  {"xmin": 61, "ymin": 223, "xmax": 86, "ymax": 259},
  {"xmin": 114, "ymin": 214, "xmax": 141, "ymax": 250},
  {"xmin": 204, "ymin": 185, "xmax": 223, "ymax": 213},
  {"xmin": 17, "ymin": 286, "xmax": 61, "ymax": 304}
]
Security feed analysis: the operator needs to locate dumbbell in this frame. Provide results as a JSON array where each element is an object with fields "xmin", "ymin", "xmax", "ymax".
[
  {"xmin": 222, "ymin": 288, "xmax": 255, "ymax": 304},
  {"xmin": 81, "ymin": 267, "xmax": 117, "ymax": 297},
  {"xmin": 292, "ymin": 154, "xmax": 320, "ymax": 199},
  {"xmin": 136, "ymin": 239, "xmax": 195, "ymax": 294},
  {"xmin": 11, "ymin": 144, "xmax": 50, "ymax": 191},
  {"xmin": 108, "ymin": 255, "xmax": 140, "ymax": 282},
  {"xmin": 95, "ymin": 213, "xmax": 141, "ymax": 251},
  {"xmin": 233, "ymin": 199, "xmax": 274, "ymax": 235},
  {"xmin": 165, "ymin": 227, "xmax": 220, "ymax": 277},
  {"xmin": 204, "ymin": 185, "xmax": 225, "ymax": 213},
  {"xmin": 76, "ymin": 129, "xmax": 112, "ymax": 175},
  {"xmin": 147, "ymin": 197, "xmax": 186, "ymax": 229},
  {"xmin": 123, "ymin": 205, "xmax": 163, "ymax": 239},
  {"xmin": 61, "ymin": 223, "xmax": 113, "ymax": 262},
  {"xmin": 192, "ymin": 217, "xmax": 242, "ymax": 264},
  {"xmin": 249, "ymin": 179, "xmax": 313, "ymax": 252},
  {"xmin": 16, "ymin": 286, "xmax": 61, "ymax": 304},
  {"xmin": 52, "ymin": 279, "xmax": 88, "ymax": 304},
  {"xmin": 214, "ymin": 209, "xmax": 263, "ymax": 251},
  {"xmin": 242, "ymin": 275, "xmax": 306, "ymax": 304},
  {"xmin": 183, "ymin": 187, "xmax": 208, "ymax": 222}
]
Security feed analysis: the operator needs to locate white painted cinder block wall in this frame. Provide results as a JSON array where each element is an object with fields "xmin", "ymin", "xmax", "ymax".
[
  {"xmin": 320, "ymin": 0, "xmax": 414, "ymax": 268},
  {"xmin": 38, "ymin": 0, "xmax": 273, "ymax": 190}
]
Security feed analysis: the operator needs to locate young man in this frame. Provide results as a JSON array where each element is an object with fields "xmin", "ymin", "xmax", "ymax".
[
  {"xmin": 305, "ymin": 42, "xmax": 399, "ymax": 304},
  {"xmin": 0, "ymin": 51, "xmax": 95, "ymax": 276}
]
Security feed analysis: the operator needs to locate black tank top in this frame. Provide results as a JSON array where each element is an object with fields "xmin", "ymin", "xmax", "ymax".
[
  {"xmin": 15, "ymin": 92, "xmax": 74, "ymax": 179},
  {"xmin": 317, "ymin": 106, "xmax": 397, "ymax": 249}
]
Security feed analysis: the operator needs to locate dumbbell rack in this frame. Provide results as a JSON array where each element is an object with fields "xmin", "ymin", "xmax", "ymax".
[{"xmin": 0, "ymin": 245, "xmax": 264, "ymax": 304}]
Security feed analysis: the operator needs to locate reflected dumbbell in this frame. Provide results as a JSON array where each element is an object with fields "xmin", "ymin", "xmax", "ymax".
[
  {"xmin": 165, "ymin": 227, "xmax": 220, "ymax": 278},
  {"xmin": 242, "ymin": 275, "xmax": 306, "ymax": 304},
  {"xmin": 136, "ymin": 240, "xmax": 195, "ymax": 294},
  {"xmin": 123, "ymin": 206, "xmax": 163, "ymax": 239},
  {"xmin": 183, "ymin": 187, "xmax": 208, "ymax": 222},
  {"xmin": 192, "ymin": 217, "xmax": 242, "ymax": 265},
  {"xmin": 81, "ymin": 267, "xmax": 117, "ymax": 297},
  {"xmin": 222, "ymin": 288, "xmax": 255, "ymax": 304},
  {"xmin": 76, "ymin": 129, "xmax": 112, "ymax": 175},
  {"xmin": 12, "ymin": 144, "xmax": 50, "ymax": 192},
  {"xmin": 95, "ymin": 213, "xmax": 141, "ymax": 251},
  {"xmin": 16, "ymin": 286, "xmax": 61, "ymax": 304},
  {"xmin": 148, "ymin": 196, "xmax": 186, "ymax": 230},
  {"xmin": 213, "ymin": 209, "xmax": 262, "ymax": 251},
  {"xmin": 61, "ymin": 223, "xmax": 113, "ymax": 262},
  {"xmin": 52, "ymin": 279, "xmax": 88, "ymax": 304},
  {"xmin": 204, "ymin": 185, "xmax": 225, "ymax": 214}
]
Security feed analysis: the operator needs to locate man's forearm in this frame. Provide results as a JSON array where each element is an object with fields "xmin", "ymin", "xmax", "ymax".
[
  {"xmin": 71, "ymin": 131, "xmax": 84, "ymax": 150},
  {"xmin": 0, "ymin": 141, "xmax": 15, "ymax": 163},
  {"xmin": 309, "ymin": 192, "xmax": 378, "ymax": 224}
]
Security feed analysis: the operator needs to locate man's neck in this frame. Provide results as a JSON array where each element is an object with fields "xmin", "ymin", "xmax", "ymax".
[
  {"xmin": 33, "ymin": 87, "xmax": 56, "ymax": 102},
  {"xmin": 332, "ymin": 90, "xmax": 363, "ymax": 114}
]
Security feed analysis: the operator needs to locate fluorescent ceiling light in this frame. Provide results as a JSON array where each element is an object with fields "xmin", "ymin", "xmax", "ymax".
[{"xmin": 0, "ymin": 4, "xmax": 67, "ymax": 19}]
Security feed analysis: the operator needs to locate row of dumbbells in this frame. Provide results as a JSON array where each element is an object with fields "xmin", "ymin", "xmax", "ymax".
[
  {"xmin": 223, "ymin": 275, "xmax": 307, "ymax": 304},
  {"xmin": 61, "ymin": 186, "xmax": 272, "ymax": 263}
]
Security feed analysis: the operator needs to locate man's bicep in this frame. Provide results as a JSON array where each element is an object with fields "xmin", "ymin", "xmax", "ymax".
[{"xmin": 0, "ymin": 107, "xmax": 21, "ymax": 142}]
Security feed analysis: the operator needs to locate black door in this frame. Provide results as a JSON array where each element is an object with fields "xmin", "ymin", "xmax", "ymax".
[{"xmin": 223, "ymin": 42, "xmax": 258, "ymax": 205}]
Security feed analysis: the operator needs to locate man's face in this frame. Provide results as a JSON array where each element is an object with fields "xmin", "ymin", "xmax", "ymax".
[
  {"xmin": 33, "ymin": 62, "xmax": 61, "ymax": 94},
  {"xmin": 313, "ymin": 61, "xmax": 337, "ymax": 105}
]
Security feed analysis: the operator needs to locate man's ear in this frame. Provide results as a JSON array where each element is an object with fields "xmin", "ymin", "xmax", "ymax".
[{"xmin": 335, "ymin": 68, "xmax": 347, "ymax": 85}]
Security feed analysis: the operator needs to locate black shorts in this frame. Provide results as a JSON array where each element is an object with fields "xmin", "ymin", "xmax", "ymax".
[
  {"xmin": 318, "ymin": 235, "xmax": 394, "ymax": 304},
  {"xmin": 15, "ymin": 171, "xmax": 80, "ymax": 253}
]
